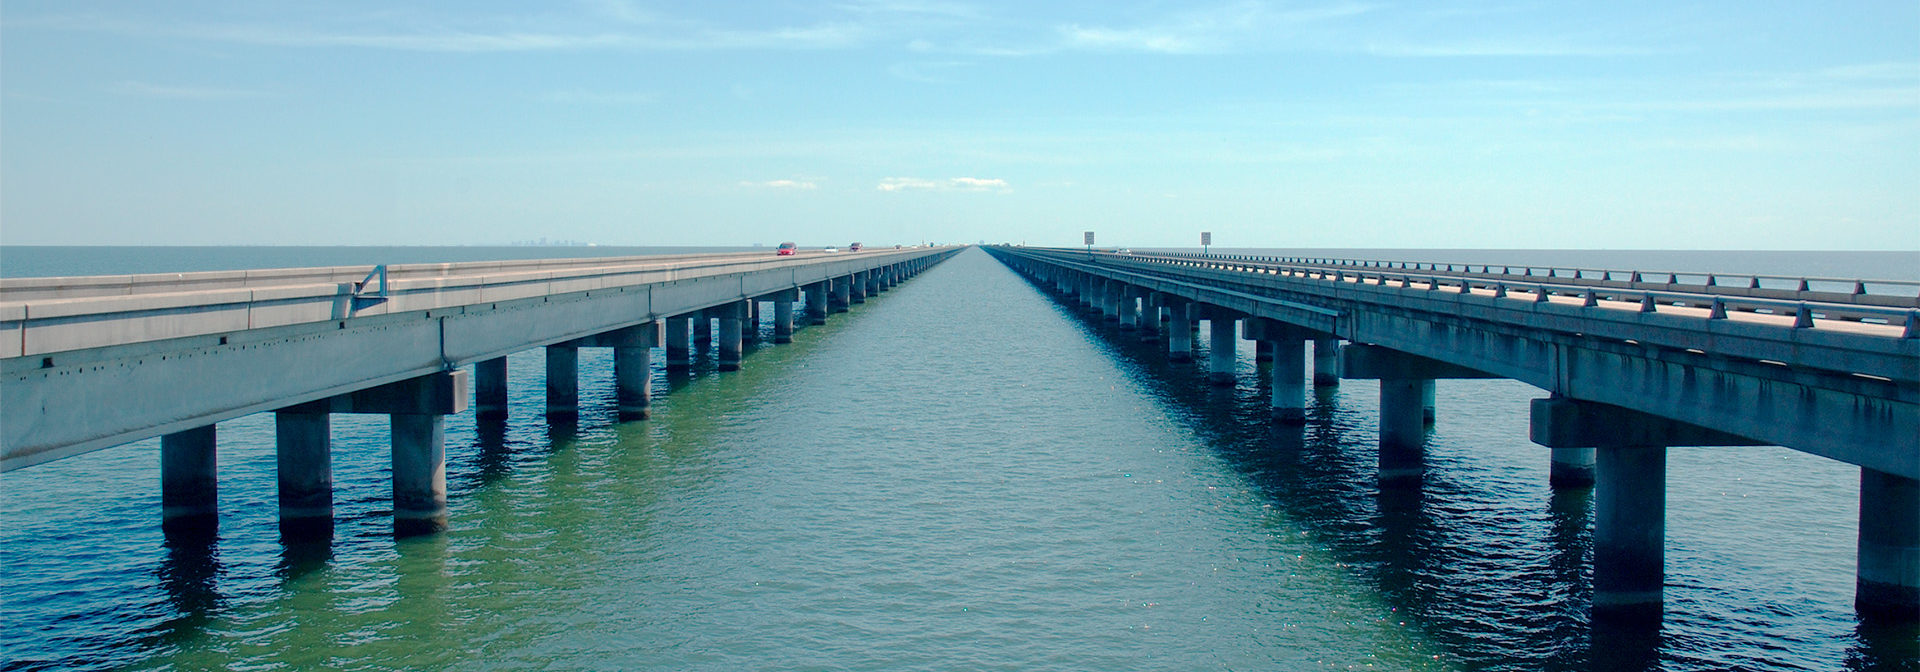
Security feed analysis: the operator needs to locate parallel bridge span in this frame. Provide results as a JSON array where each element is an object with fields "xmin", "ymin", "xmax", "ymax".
[
  {"xmin": 985, "ymin": 245, "xmax": 1918, "ymax": 620},
  {"xmin": 1, "ymin": 247, "xmax": 961, "ymax": 532}
]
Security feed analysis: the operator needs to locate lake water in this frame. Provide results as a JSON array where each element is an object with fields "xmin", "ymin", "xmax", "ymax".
[{"xmin": 1, "ymin": 247, "xmax": 1915, "ymax": 670}]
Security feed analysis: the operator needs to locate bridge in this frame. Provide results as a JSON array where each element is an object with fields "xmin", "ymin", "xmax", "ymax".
[
  {"xmin": 3, "ymin": 244, "xmax": 1914, "ymax": 622},
  {"xmin": 1, "ymin": 247, "xmax": 961, "ymax": 535},
  {"xmin": 983, "ymin": 246, "xmax": 1918, "ymax": 620}
]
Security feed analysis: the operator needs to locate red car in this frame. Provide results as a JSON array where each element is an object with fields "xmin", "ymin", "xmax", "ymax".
[
  {"xmin": 849, "ymin": 242, "xmax": 863, "ymax": 252},
  {"xmin": 776, "ymin": 242, "xmax": 797, "ymax": 256}
]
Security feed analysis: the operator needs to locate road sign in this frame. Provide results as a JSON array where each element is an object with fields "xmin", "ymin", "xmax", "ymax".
[
  {"xmin": 1084, "ymin": 231, "xmax": 1095, "ymax": 246},
  {"xmin": 1200, "ymin": 232, "xmax": 1211, "ymax": 246}
]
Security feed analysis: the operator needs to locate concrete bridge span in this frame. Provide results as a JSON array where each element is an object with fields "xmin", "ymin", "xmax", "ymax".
[
  {"xmin": 985, "ymin": 245, "xmax": 1918, "ymax": 620},
  {"xmin": 2, "ymin": 246, "xmax": 960, "ymax": 533}
]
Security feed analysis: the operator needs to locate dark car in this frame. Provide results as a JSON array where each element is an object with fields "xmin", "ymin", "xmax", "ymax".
[{"xmin": 776, "ymin": 242, "xmax": 797, "ymax": 256}]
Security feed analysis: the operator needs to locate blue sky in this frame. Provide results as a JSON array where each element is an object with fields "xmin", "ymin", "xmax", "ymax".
[{"xmin": 3, "ymin": 1, "xmax": 1916, "ymax": 249}]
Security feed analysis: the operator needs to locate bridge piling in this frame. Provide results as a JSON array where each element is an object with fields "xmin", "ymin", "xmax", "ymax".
[
  {"xmin": 1377, "ymin": 378, "xmax": 1429, "ymax": 487},
  {"xmin": 1268, "ymin": 325, "xmax": 1307, "ymax": 424},
  {"xmin": 1207, "ymin": 310, "xmax": 1238, "ymax": 386},
  {"xmin": 742, "ymin": 301, "xmax": 761, "ymax": 345},
  {"xmin": 390, "ymin": 413, "xmax": 447, "ymax": 536},
  {"xmin": 546, "ymin": 345, "xmax": 578, "ymax": 415},
  {"xmin": 773, "ymin": 295, "xmax": 795, "ymax": 343},
  {"xmin": 1139, "ymin": 293, "xmax": 1161, "ymax": 340},
  {"xmin": 476, "ymin": 357, "xmax": 509, "ymax": 418},
  {"xmin": 1857, "ymin": 469, "xmax": 1920, "ymax": 619},
  {"xmin": 274, "ymin": 410, "xmax": 333, "ymax": 537},
  {"xmin": 665, "ymin": 316, "xmax": 692, "ymax": 370},
  {"xmin": 806, "ymin": 282, "xmax": 829, "ymax": 325},
  {"xmin": 693, "ymin": 310, "xmax": 713, "ymax": 344},
  {"xmin": 1549, "ymin": 448, "xmax": 1597, "ymax": 487},
  {"xmin": 160, "ymin": 426, "xmax": 218, "ymax": 535},
  {"xmin": 832, "ymin": 276, "xmax": 852, "ymax": 313},
  {"xmin": 851, "ymin": 271, "xmax": 868, "ymax": 304},
  {"xmin": 718, "ymin": 301, "xmax": 744, "ymax": 371},
  {"xmin": 613, "ymin": 322, "xmax": 660, "ymax": 420},
  {"xmin": 1313, "ymin": 338, "xmax": 1341, "ymax": 387},
  {"xmin": 1168, "ymin": 299, "xmax": 1194, "ymax": 363},
  {"xmin": 1594, "ymin": 444, "xmax": 1666, "ymax": 620},
  {"xmin": 1118, "ymin": 288, "xmax": 1139, "ymax": 331}
]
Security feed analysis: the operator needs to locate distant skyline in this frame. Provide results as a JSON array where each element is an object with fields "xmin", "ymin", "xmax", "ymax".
[{"xmin": 3, "ymin": 1, "xmax": 1916, "ymax": 249}]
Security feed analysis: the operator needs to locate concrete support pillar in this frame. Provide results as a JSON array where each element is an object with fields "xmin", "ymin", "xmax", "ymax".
[
  {"xmin": 665, "ymin": 316, "xmax": 692, "ymax": 370},
  {"xmin": 1550, "ymin": 447, "xmax": 1597, "ymax": 488},
  {"xmin": 1313, "ymin": 338, "xmax": 1341, "ymax": 387},
  {"xmin": 614, "ymin": 342, "xmax": 653, "ymax": 419},
  {"xmin": 1168, "ymin": 300, "xmax": 1194, "ymax": 363},
  {"xmin": 476, "ymin": 356, "xmax": 508, "ymax": 418},
  {"xmin": 1421, "ymin": 379, "xmax": 1437, "ymax": 424},
  {"xmin": 1138, "ymin": 293, "xmax": 1161, "ymax": 340},
  {"xmin": 275, "ymin": 410, "xmax": 332, "ymax": 535},
  {"xmin": 391, "ymin": 413, "xmax": 447, "ymax": 536},
  {"xmin": 693, "ymin": 311, "xmax": 713, "ymax": 344},
  {"xmin": 161, "ymin": 425, "xmax": 218, "ymax": 534},
  {"xmin": 1857, "ymin": 469, "xmax": 1920, "ymax": 618},
  {"xmin": 1118, "ymin": 288, "xmax": 1139, "ymax": 330},
  {"xmin": 851, "ymin": 271, "xmax": 868, "ymax": 304},
  {"xmin": 1255, "ymin": 340, "xmax": 1274, "ymax": 362},
  {"xmin": 1594, "ymin": 445, "xmax": 1667, "ymax": 619},
  {"xmin": 774, "ymin": 300, "xmax": 795, "ymax": 343},
  {"xmin": 718, "ymin": 301, "xmax": 745, "ymax": 371},
  {"xmin": 1207, "ymin": 311, "xmax": 1237, "ymax": 386},
  {"xmin": 1378, "ymin": 378, "xmax": 1429, "ymax": 486},
  {"xmin": 1270, "ymin": 334, "xmax": 1306, "ymax": 424},
  {"xmin": 742, "ymin": 301, "xmax": 761, "ymax": 344},
  {"xmin": 833, "ymin": 276, "xmax": 852, "ymax": 313},
  {"xmin": 806, "ymin": 282, "xmax": 829, "ymax": 325},
  {"xmin": 866, "ymin": 270, "xmax": 880, "ymax": 296},
  {"xmin": 546, "ymin": 345, "xmax": 578, "ymax": 415}
]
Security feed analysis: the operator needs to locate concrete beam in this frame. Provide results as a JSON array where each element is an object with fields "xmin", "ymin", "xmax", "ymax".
[
  {"xmin": 1529, "ymin": 396, "xmax": 1763, "ymax": 448},
  {"xmin": 563, "ymin": 321, "xmax": 661, "ymax": 349},
  {"xmin": 1339, "ymin": 344, "xmax": 1500, "ymax": 380},
  {"xmin": 284, "ymin": 369, "xmax": 470, "ymax": 416}
]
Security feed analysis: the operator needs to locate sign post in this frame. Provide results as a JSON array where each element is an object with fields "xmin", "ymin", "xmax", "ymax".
[
  {"xmin": 1084, "ymin": 231, "xmax": 1095, "ymax": 255},
  {"xmin": 1201, "ymin": 231, "xmax": 1212, "ymax": 255}
]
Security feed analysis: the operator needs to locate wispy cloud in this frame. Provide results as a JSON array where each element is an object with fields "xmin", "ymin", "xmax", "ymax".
[
  {"xmin": 1364, "ymin": 39, "xmax": 1667, "ymax": 58},
  {"xmin": 108, "ymin": 81, "xmax": 265, "ymax": 100},
  {"xmin": 14, "ymin": 11, "xmax": 869, "ymax": 53},
  {"xmin": 1056, "ymin": 1, "xmax": 1374, "ymax": 54},
  {"xmin": 877, "ymin": 176, "xmax": 1010, "ymax": 191},
  {"xmin": 741, "ymin": 179, "xmax": 819, "ymax": 189}
]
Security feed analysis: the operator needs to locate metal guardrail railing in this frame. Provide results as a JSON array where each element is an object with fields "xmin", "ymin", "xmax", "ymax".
[
  {"xmin": 1033, "ymin": 248, "xmax": 1920, "ymax": 338},
  {"xmin": 1137, "ymin": 250, "xmax": 1920, "ymax": 308}
]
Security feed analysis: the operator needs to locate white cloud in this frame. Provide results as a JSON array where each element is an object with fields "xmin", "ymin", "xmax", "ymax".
[
  {"xmin": 877, "ymin": 177, "xmax": 1009, "ymax": 191},
  {"xmin": 742, "ymin": 179, "xmax": 819, "ymax": 189}
]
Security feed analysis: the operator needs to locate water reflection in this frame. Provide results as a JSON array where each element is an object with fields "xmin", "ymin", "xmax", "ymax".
[
  {"xmin": 155, "ymin": 528, "xmax": 223, "ymax": 640},
  {"xmin": 1848, "ymin": 615, "xmax": 1920, "ymax": 671},
  {"xmin": 1589, "ymin": 614, "xmax": 1663, "ymax": 671},
  {"xmin": 1020, "ymin": 272, "xmax": 1673, "ymax": 670},
  {"xmin": 277, "ymin": 529, "xmax": 334, "ymax": 581},
  {"xmin": 473, "ymin": 416, "xmax": 514, "ymax": 484}
]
